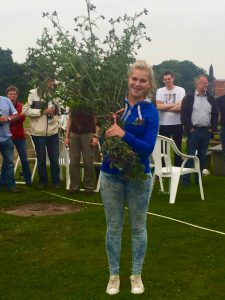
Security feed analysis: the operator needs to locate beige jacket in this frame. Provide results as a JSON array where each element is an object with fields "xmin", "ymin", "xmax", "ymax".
[{"xmin": 22, "ymin": 88, "xmax": 59, "ymax": 136}]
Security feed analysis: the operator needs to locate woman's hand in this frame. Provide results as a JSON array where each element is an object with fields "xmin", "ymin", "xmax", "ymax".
[{"xmin": 106, "ymin": 123, "xmax": 125, "ymax": 138}]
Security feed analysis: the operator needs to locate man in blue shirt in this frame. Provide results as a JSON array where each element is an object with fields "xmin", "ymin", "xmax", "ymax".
[{"xmin": 0, "ymin": 96, "xmax": 19, "ymax": 192}]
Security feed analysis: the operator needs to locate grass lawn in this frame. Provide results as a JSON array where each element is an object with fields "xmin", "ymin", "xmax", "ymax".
[{"xmin": 0, "ymin": 175, "xmax": 225, "ymax": 300}]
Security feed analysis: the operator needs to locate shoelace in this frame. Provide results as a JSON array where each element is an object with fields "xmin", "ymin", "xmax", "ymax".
[
  {"xmin": 131, "ymin": 276, "xmax": 142, "ymax": 287},
  {"xmin": 108, "ymin": 276, "xmax": 118, "ymax": 288}
]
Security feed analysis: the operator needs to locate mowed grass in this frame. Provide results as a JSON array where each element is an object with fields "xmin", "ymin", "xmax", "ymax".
[{"xmin": 0, "ymin": 175, "xmax": 225, "ymax": 300}]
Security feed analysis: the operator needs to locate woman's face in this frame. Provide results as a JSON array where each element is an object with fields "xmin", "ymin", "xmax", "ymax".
[{"xmin": 128, "ymin": 69, "xmax": 151, "ymax": 100}]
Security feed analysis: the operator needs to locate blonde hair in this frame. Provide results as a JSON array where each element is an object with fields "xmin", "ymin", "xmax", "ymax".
[{"xmin": 128, "ymin": 60, "xmax": 156, "ymax": 98}]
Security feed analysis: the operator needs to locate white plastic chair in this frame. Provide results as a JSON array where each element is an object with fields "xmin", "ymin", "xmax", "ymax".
[
  {"xmin": 58, "ymin": 137, "xmax": 70, "ymax": 182},
  {"xmin": 59, "ymin": 139, "xmax": 102, "ymax": 193},
  {"xmin": 152, "ymin": 135, "xmax": 204, "ymax": 204},
  {"xmin": 14, "ymin": 132, "xmax": 37, "ymax": 184},
  {"xmin": 149, "ymin": 155, "xmax": 164, "ymax": 192}
]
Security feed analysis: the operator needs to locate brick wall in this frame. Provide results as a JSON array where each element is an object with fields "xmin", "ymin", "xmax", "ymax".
[{"xmin": 215, "ymin": 80, "xmax": 225, "ymax": 97}]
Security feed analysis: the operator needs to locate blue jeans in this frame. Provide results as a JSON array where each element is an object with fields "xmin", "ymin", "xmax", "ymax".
[
  {"xmin": 32, "ymin": 134, "xmax": 60, "ymax": 184},
  {"xmin": 220, "ymin": 126, "xmax": 225, "ymax": 161},
  {"xmin": 100, "ymin": 171, "xmax": 152, "ymax": 275},
  {"xmin": 183, "ymin": 128, "xmax": 210, "ymax": 183},
  {"xmin": 13, "ymin": 139, "xmax": 32, "ymax": 184},
  {"xmin": 0, "ymin": 138, "xmax": 16, "ymax": 189}
]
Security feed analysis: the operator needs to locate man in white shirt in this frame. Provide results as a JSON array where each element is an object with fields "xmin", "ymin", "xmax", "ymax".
[{"xmin": 156, "ymin": 71, "xmax": 185, "ymax": 166}]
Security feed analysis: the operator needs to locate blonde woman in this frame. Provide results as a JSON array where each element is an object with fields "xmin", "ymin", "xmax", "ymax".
[{"xmin": 100, "ymin": 60, "xmax": 159, "ymax": 295}]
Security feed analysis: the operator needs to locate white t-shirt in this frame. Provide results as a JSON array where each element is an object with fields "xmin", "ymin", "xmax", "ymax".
[{"xmin": 156, "ymin": 86, "xmax": 186, "ymax": 125}]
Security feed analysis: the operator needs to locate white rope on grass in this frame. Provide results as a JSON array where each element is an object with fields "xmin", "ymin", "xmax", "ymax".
[
  {"xmin": 45, "ymin": 192, "xmax": 225, "ymax": 236},
  {"xmin": 45, "ymin": 192, "xmax": 103, "ymax": 206},
  {"xmin": 148, "ymin": 212, "xmax": 225, "ymax": 236}
]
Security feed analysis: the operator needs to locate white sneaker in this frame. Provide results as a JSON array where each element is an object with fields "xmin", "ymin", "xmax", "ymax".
[
  {"xmin": 106, "ymin": 275, "xmax": 120, "ymax": 295},
  {"xmin": 130, "ymin": 275, "xmax": 144, "ymax": 294}
]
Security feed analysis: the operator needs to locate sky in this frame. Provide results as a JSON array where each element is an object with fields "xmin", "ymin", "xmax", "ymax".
[{"xmin": 1, "ymin": 0, "xmax": 225, "ymax": 78}]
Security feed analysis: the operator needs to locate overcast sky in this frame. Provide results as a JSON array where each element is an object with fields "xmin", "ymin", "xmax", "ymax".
[{"xmin": 1, "ymin": 0, "xmax": 225, "ymax": 78}]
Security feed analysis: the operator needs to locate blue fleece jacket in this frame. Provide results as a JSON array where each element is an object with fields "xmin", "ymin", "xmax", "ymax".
[{"xmin": 101, "ymin": 99, "xmax": 159, "ymax": 175}]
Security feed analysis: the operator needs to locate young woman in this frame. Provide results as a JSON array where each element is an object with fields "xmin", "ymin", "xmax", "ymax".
[{"xmin": 100, "ymin": 60, "xmax": 159, "ymax": 295}]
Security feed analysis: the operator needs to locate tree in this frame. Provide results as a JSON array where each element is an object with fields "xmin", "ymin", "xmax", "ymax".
[
  {"xmin": 0, "ymin": 47, "xmax": 28, "ymax": 100},
  {"xmin": 208, "ymin": 64, "xmax": 215, "ymax": 82},
  {"xmin": 153, "ymin": 60, "xmax": 207, "ymax": 93},
  {"xmin": 208, "ymin": 64, "xmax": 215, "ymax": 96}
]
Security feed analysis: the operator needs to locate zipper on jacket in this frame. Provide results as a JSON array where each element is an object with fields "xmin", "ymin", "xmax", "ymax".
[{"xmin": 46, "ymin": 115, "xmax": 48, "ymax": 137}]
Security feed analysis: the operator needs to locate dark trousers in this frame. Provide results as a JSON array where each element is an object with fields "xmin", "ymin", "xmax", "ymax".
[
  {"xmin": 13, "ymin": 139, "xmax": 32, "ymax": 184},
  {"xmin": 32, "ymin": 134, "xmax": 60, "ymax": 185},
  {"xmin": 159, "ymin": 124, "xmax": 183, "ymax": 166},
  {"xmin": 220, "ymin": 126, "xmax": 225, "ymax": 160},
  {"xmin": 183, "ymin": 128, "xmax": 210, "ymax": 183},
  {"xmin": 0, "ymin": 138, "xmax": 16, "ymax": 188}
]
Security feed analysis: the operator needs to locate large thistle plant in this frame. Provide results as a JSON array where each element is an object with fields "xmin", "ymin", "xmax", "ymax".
[{"xmin": 25, "ymin": 0, "xmax": 151, "ymax": 180}]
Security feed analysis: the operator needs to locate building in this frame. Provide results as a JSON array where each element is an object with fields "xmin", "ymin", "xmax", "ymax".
[{"xmin": 214, "ymin": 80, "xmax": 225, "ymax": 98}]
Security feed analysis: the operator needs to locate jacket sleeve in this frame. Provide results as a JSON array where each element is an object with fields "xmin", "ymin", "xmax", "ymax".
[
  {"xmin": 22, "ymin": 93, "xmax": 42, "ymax": 117},
  {"xmin": 210, "ymin": 96, "xmax": 219, "ymax": 131},
  {"xmin": 19, "ymin": 112, "xmax": 26, "ymax": 123},
  {"xmin": 122, "ymin": 106, "xmax": 159, "ymax": 156},
  {"xmin": 181, "ymin": 95, "xmax": 193, "ymax": 131}
]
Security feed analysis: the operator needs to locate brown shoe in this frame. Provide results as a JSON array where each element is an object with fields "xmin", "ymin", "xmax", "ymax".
[
  {"xmin": 7, "ymin": 187, "xmax": 21, "ymax": 193},
  {"xmin": 67, "ymin": 189, "xmax": 80, "ymax": 195},
  {"xmin": 36, "ymin": 183, "xmax": 47, "ymax": 190},
  {"xmin": 53, "ymin": 183, "xmax": 62, "ymax": 190},
  {"xmin": 84, "ymin": 190, "xmax": 95, "ymax": 195}
]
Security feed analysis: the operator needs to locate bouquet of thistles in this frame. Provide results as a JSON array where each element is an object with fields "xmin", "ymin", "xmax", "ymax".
[{"xmin": 101, "ymin": 110, "xmax": 149, "ymax": 182}]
